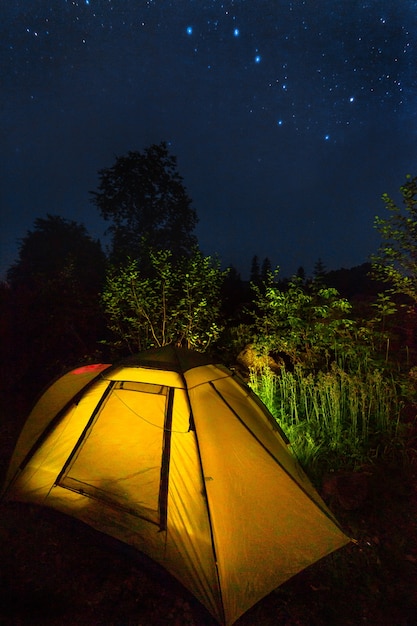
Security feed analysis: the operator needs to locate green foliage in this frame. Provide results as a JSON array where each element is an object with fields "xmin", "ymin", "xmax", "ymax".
[
  {"xmin": 370, "ymin": 292, "xmax": 398, "ymax": 333},
  {"xmin": 372, "ymin": 174, "xmax": 417, "ymax": 302},
  {"xmin": 102, "ymin": 249, "xmax": 227, "ymax": 353},
  {"xmin": 91, "ymin": 142, "xmax": 198, "ymax": 265},
  {"xmin": 249, "ymin": 363, "xmax": 403, "ymax": 481},
  {"xmin": 247, "ymin": 266, "xmax": 412, "ymax": 482},
  {"xmin": 250, "ymin": 270, "xmax": 359, "ymax": 371}
]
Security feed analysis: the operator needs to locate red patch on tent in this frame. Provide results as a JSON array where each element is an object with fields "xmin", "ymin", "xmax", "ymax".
[{"xmin": 71, "ymin": 364, "xmax": 111, "ymax": 375}]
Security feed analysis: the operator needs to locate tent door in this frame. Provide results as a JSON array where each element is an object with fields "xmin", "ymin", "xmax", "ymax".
[{"xmin": 57, "ymin": 381, "xmax": 173, "ymax": 527}]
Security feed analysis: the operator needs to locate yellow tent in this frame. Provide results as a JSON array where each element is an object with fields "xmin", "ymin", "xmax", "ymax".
[{"xmin": 2, "ymin": 346, "xmax": 350, "ymax": 625}]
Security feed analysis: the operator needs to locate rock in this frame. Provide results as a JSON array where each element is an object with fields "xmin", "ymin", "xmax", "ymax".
[{"xmin": 236, "ymin": 344, "xmax": 283, "ymax": 374}]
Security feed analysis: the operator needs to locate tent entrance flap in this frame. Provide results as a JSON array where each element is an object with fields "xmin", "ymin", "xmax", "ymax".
[{"xmin": 59, "ymin": 382, "xmax": 170, "ymax": 525}]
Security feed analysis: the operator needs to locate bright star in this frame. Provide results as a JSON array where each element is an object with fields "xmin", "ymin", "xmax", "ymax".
[
  {"xmin": 186, "ymin": 26, "xmax": 193, "ymax": 35},
  {"xmin": 324, "ymin": 134, "xmax": 330, "ymax": 140},
  {"xmin": 277, "ymin": 120, "xmax": 283, "ymax": 126}
]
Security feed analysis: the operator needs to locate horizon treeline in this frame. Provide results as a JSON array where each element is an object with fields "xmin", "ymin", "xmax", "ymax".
[{"xmin": 1, "ymin": 142, "xmax": 416, "ymax": 400}]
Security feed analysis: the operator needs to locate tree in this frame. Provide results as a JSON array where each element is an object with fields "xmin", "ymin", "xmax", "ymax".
[
  {"xmin": 250, "ymin": 270, "xmax": 358, "ymax": 371},
  {"xmin": 102, "ymin": 248, "xmax": 227, "ymax": 353},
  {"xmin": 371, "ymin": 175, "xmax": 417, "ymax": 360},
  {"xmin": 313, "ymin": 257, "xmax": 326, "ymax": 282},
  {"xmin": 8, "ymin": 214, "xmax": 105, "ymax": 291},
  {"xmin": 296, "ymin": 266, "xmax": 306, "ymax": 282},
  {"xmin": 5, "ymin": 215, "xmax": 107, "ymax": 390},
  {"xmin": 261, "ymin": 257, "xmax": 272, "ymax": 283},
  {"xmin": 372, "ymin": 174, "xmax": 417, "ymax": 302},
  {"xmin": 91, "ymin": 142, "xmax": 198, "ymax": 266},
  {"xmin": 250, "ymin": 255, "xmax": 261, "ymax": 284},
  {"xmin": 220, "ymin": 264, "xmax": 249, "ymax": 318}
]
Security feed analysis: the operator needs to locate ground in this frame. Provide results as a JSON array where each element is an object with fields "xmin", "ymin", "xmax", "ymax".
[{"xmin": 0, "ymin": 392, "xmax": 416, "ymax": 626}]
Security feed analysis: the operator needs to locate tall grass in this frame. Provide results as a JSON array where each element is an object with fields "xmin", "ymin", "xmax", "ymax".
[{"xmin": 249, "ymin": 362, "xmax": 403, "ymax": 480}]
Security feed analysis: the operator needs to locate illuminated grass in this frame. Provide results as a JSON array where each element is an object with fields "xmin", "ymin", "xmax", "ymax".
[{"xmin": 249, "ymin": 363, "xmax": 403, "ymax": 479}]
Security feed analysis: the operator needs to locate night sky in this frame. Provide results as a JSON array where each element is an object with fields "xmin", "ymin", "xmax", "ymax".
[{"xmin": 1, "ymin": 1, "xmax": 416, "ymax": 280}]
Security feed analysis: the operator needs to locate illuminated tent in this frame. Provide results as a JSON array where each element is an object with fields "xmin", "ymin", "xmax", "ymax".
[{"xmin": 2, "ymin": 346, "xmax": 349, "ymax": 625}]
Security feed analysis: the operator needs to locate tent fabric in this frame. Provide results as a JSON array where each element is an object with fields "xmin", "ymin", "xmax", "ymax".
[{"xmin": 2, "ymin": 346, "xmax": 350, "ymax": 625}]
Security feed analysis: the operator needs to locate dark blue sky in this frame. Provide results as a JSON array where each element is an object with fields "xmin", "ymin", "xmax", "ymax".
[{"xmin": 1, "ymin": 1, "xmax": 416, "ymax": 279}]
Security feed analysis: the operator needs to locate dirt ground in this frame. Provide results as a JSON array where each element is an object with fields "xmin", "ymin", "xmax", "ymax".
[{"xmin": 1, "ymin": 392, "xmax": 416, "ymax": 626}]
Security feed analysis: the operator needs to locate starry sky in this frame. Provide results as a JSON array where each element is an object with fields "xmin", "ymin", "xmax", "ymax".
[{"xmin": 1, "ymin": 0, "xmax": 417, "ymax": 280}]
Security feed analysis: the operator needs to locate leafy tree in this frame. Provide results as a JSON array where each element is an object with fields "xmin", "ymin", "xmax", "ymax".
[
  {"xmin": 102, "ymin": 249, "xmax": 227, "ymax": 353},
  {"xmin": 371, "ymin": 175, "xmax": 417, "ymax": 360},
  {"xmin": 91, "ymin": 142, "xmax": 198, "ymax": 266},
  {"xmin": 372, "ymin": 174, "xmax": 417, "ymax": 302},
  {"xmin": 8, "ymin": 214, "xmax": 105, "ymax": 291},
  {"xmin": 250, "ymin": 270, "xmax": 362, "ymax": 371},
  {"xmin": 5, "ymin": 215, "xmax": 106, "ymax": 390}
]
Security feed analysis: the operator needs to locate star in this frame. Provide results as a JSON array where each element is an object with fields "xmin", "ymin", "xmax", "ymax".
[{"xmin": 1, "ymin": 0, "xmax": 416, "ymax": 283}]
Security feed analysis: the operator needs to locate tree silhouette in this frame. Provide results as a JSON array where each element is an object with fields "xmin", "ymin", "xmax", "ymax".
[
  {"xmin": 5, "ymin": 215, "xmax": 106, "ymax": 391},
  {"xmin": 91, "ymin": 142, "xmax": 198, "ymax": 267},
  {"xmin": 296, "ymin": 266, "xmax": 306, "ymax": 282},
  {"xmin": 313, "ymin": 257, "xmax": 326, "ymax": 281},
  {"xmin": 250, "ymin": 255, "xmax": 261, "ymax": 284},
  {"xmin": 8, "ymin": 214, "xmax": 105, "ymax": 291},
  {"xmin": 261, "ymin": 257, "xmax": 272, "ymax": 283}
]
